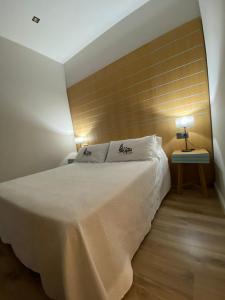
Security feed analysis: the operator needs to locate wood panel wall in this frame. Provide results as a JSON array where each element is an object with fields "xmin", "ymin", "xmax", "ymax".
[{"xmin": 67, "ymin": 18, "xmax": 212, "ymax": 164}]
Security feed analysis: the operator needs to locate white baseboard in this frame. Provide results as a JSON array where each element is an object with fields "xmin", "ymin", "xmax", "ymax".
[{"xmin": 215, "ymin": 183, "xmax": 225, "ymax": 212}]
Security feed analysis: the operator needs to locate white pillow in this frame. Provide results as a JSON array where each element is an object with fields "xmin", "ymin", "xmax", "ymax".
[
  {"xmin": 75, "ymin": 143, "xmax": 109, "ymax": 163},
  {"xmin": 105, "ymin": 136, "xmax": 158, "ymax": 162}
]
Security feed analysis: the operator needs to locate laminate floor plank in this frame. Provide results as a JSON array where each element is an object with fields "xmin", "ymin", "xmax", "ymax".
[
  {"xmin": 124, "ymin": 188, "xmax": 225, "ymax": 300},
  {"xmin": 0, "ymin": 188, "xmax": 224, "ymax": 300}
]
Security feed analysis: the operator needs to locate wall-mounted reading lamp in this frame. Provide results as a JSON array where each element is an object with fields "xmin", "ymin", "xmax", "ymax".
[
  {"xmin": 175, "ymin": 115, "xmax": 194, "ymax": 152},
  {"xmin": 74, "ymin": 136, "xmax": 87, "ymax": 150}
]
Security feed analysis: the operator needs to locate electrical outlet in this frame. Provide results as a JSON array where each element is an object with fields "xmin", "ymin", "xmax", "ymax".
[{"xmin": 176, "ymin": 132, "xmax": 189, "ymax": 139}]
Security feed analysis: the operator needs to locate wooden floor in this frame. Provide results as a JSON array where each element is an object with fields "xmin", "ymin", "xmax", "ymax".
[{"xmin": 1, "ymin": 188, "xmax": 225, "ymax": 300}]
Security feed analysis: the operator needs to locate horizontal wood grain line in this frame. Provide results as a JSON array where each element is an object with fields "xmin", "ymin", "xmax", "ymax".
[
  {"xmin": 71, "ymin": 23, "xmax": 202, "ymax": 95},
  {"xmin": 74, "ymin": 109, "xmax": 209, "ymax": 136},
  {"xmin": 130, "ymin": 109, "xmax": 210, "ymax": 130},
  {"xmin": 151, "ymin": 99, "xmax": 208, "ymax": 114},
  {"xmin": 155, "ymin": 217, "xmax": 225, "ymax": 237},
  {"xmin": 70, "ymin": 42, "xmax": 204, "ymax": 102},
  {"xmin": 72, "ymin": 92, "xmax": 208, "ymax": 123},
  {"xmin": 70, "ymin": 60, "xmax": 206, "ymax": 110},
  {"xmin": 135, "ymin": 85, "xmax": 208, "ymax": 107},
  {"xmin": 70, "ymin": 48, "xmax": 205, "ymax": 105},
  {"xmin": 74, "ymin": 101, "xmax": 209, "ymax": 133},
  {"xmin": 118, "ymin": 64, "xmax": 206, "ymax": 99},
  {"xmin": 71, "ymin": 52, "xmax": 206, "ymax": 105},
  {"xmin": 72, "ymin": 82, "xmax": 207, "ymax": 118},
  {"xmin": 158, "ymin": 205, "xmax": 225, "ymax": 225},
  {"xmin": 129, "ymin": 19, "xmax": 202, "ymax": 59},
  {"xmin": 70, "ymin": 70, "xmax": 206, "ymax": 112},
  {"xmin": 74, "ymin": 106, "xmax": 209, "ymax": 133},
  {"xmin": 103, "ymin": 58, "xmax": 204, "ymax": 95},
  {"xmin": 70, "ymin": 35, "xmax": 202, "ymax": 98},
  {"xmin": 73, "ymin": 97, "xmax": 209, "ymax": 124}
]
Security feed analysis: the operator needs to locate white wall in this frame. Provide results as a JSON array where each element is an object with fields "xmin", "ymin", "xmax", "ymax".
[
  {"xmin": 199, "ymin": 0, "xmax": 225, "ymax": 205},
  {"xmin": 65, "ymin": 0, "xmax": 200, "ymax": 87},
  {"xmin": 0, "ymin": 36, "xmax": 75, "ymax": 182}
]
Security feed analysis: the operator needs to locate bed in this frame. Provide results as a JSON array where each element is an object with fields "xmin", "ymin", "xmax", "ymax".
[{"xmin": 0, "ymin": 147, "xmax": 170, "ymax": 300}]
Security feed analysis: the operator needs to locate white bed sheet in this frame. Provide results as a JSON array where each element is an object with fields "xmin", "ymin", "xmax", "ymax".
[{"xmin": 0, "ymin": 151, "xmax": 170, "ymax": 300}]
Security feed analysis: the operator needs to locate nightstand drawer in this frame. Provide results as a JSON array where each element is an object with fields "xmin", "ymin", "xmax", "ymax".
[
  {"xmin": 172, "ymin": 149, "xmax": 209, "ymax": 164},
  {"xmin": 172, "ymin": 157, "xmax": 210, "ymax": 164}
]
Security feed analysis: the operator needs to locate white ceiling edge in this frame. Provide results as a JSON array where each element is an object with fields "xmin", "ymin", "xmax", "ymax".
[
  {"xmin": 62, "ymin": 0, "xmax": 150, "ymax": 63},
  {"xmin": 65, "ymin": 0, "xmax": 200, "ymax": 88},
  {"xmin": 0, "ymin": 0, "xmax": 150, "ymax": 64}
]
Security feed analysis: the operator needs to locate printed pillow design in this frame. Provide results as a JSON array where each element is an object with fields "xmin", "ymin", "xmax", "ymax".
[
  {"xmin": 76, "ymin": 143, "xmax": 109, "ymax": 163},
  {"xmin": 118, "ymin": 144, "xmax": 133, "ymax": 154},
  {"xmin": 83, "ymin": 148, "xmax": 92, "ymax": 156},
  {"xmin": 106, "ymin": 136, "xmax": 159, "ymax": 162}
]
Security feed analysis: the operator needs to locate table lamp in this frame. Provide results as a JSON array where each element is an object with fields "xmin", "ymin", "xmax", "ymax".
[{"xmin": 175, "ymin": 115, "xmax": 194, "ymax": 152}]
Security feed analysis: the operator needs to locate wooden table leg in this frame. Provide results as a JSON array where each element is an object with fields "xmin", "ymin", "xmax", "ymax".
[
  {"xmin": 198, "ymin": 164, "xmax": 208, "ymax": 197},
  {"xmin": 177, "ymin": 163, "xmax": 183, "ymax": 194}
]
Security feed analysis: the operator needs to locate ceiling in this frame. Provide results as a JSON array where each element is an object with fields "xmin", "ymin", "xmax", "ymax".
[
  {"xmin": 0, "ymin": 0, "xmax": 200, "ymax": 86},
  {"xmin": 0, "ymin": 0, "xmax": 149, "ymax": 63},
  {"xmin": 65, "ymin": 0, "xmax": 200, "ymax": 87}
]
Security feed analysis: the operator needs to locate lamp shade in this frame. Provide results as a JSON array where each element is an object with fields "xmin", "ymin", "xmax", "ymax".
[
  {"xmin": 74, "ymin": 136, "xmax": 86, "ymax": 144},
  {"xmin": 175, "ymin": 115, "xmax": 194, "ymax": 129}
]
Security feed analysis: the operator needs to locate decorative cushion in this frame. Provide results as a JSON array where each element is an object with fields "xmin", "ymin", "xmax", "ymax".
[
  {"xmin": 75, "ymin": 143, "xmax": 109, "ymax": 163},
  {"xmin": 105, "ymin": 136, "xmax": 159, "ymax": 162}
]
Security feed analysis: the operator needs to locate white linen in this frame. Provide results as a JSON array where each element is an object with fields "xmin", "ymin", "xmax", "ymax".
[{"xmin": 0, "ymin": 154, "xmax": 170, "ymax": 300}]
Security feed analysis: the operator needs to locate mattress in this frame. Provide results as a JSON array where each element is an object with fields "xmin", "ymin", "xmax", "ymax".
[{"xmin": 0, "ymin": 151, "xmax": 170, "ymax": 300}]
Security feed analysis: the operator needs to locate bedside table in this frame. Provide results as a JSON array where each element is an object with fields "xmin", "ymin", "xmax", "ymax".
[
  {"xmin": 172, "ymin": 149, "xmax": 210, "ymax": 196},
  {"xmin": 67, "ymin": 158, "xmax": 75, "ymax": 164}
]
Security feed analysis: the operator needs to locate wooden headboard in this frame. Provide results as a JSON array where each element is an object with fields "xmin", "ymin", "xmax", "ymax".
[{"xmin": 67, "ymin": 18, "xmax": 212, "ymax": 159}]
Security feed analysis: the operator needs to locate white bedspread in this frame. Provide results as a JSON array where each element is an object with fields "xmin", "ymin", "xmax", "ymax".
[{"xmin": 0, "ymin": 156, "xmax": 170, "ymax": 300}]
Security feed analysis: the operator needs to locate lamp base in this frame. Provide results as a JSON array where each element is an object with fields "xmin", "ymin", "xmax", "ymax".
[{"xmin": 182, "ymin": 149, "xmax": 194, "ymax": 152}]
